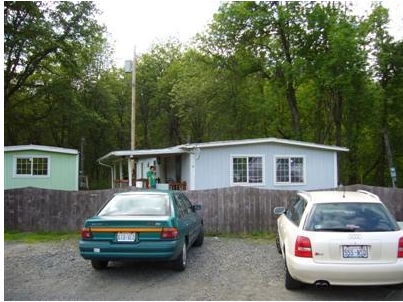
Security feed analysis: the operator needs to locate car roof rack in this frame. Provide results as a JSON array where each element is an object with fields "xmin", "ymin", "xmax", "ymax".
[{"xmin": 356, "ymin": 190, "xmax": 380, "ymax": 201}]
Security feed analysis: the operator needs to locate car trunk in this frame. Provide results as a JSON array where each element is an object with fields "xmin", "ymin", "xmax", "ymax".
[
  {"xmin": 309, "ymin": 231, "xmax": 401, "ymax": 264},
  {"xmin": 86, "ymin": 216, "xmax": 174, "ymax": 242}
]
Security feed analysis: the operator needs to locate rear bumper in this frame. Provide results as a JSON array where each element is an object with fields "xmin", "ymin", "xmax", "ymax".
[
  {"xmin": 79, "ymin": 239, "xmax": 183, "ymax": 262},
  {"xmin": 288, "ymin": 256, "xmax": 403, "ymax": 286}
]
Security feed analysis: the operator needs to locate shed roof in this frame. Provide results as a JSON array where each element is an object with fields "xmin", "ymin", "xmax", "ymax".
[
  {"xmin": 98, "ymin": 145, "xmax": 187, "ymax": 163},
  {"xmin": 4, "ymin": 144, "xmax": 78, "ymax": 155},
  {"xmin": 98, "ymin": 137, "xmax": 348, "ymax": 164}
]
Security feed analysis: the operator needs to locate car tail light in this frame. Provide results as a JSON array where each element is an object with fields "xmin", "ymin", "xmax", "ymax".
[
  {"xmin": 81, "ymin": 227, "xmax": 92, "ymax": 239},
  {"xmin": 160, "ymin": 227, "xmax": 179, "ymax": 239},
  {"xmin": 398, "ymin": 237, "xmax": 403, "ymax": 258},
  {"xmin": 295, "ymin": 236, "xmax": 313, "ymax": 258}
]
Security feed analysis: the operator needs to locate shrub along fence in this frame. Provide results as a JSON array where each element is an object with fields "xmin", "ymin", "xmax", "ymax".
[{"xmin": 4, "ymin": 185, "xmax": 403, "ymax": 234}]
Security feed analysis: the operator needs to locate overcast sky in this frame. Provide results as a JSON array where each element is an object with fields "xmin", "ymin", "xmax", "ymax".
[
  {"xmin": 96, "ymin": 0, "xmax": 403, "ymax": 67},
  {"xmin": 97, "ymin": 0, "xmax": 221, "ymax": 65}
]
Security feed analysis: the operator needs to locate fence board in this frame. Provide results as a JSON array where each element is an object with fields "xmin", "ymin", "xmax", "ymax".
[{"xmin": 4, "ymin": 185, "xmax": 402, "ymax": 234}]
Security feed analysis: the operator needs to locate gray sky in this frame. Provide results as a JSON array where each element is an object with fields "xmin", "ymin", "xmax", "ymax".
[
  {"xmin": 97, "ymin": 0, "xmax": 403, "ymax": 66},
  {"xmin": 97, "ymin": 0, "xmax": 221, "ymax": 65}
]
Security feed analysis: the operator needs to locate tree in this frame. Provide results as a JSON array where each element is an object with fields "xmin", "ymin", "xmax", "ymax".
[
  {"xmin": 200, "ymin": 1, "xmax": 307, "ymax": 139},
  {"xmin": 363, "ymin": 4, "xmax": 403, "ymax": 186},
  {"xmin": 135, "ymin": 40, "xmax": 183, "ymax": 148},
  {"xmin": 4, "ymin": 1, "xmax": 107, "ymax": 145},
  {"xmin": 170, "ymin": 49, "xmax": 217, "ymax": 142}
]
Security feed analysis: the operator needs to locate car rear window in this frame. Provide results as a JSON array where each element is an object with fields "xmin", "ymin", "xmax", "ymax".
[
  {"xmin": 98, "ymin": 194, "xmax": 170, "ymax": 216},
  {"xmin": 304, "ymin": 202, "xmax": 399, "ymax": 232}
]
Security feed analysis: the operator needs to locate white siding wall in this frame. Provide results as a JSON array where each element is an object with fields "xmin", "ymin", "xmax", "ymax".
[
  {"xmin": 193, "ymin": 143, "xmax": 338, "ymax": 190},
  {"xmin": 181, "ymin": 154, "xmax": 191, "ymax": 187}
]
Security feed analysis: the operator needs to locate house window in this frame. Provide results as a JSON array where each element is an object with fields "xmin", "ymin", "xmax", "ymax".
[
  {"xmin": 15, "ymin": 156, "xmax": 49, "ymax": 177},
  {"xmin": 232, "ymin": 156, "xmax": 263, "ymax": 185},
  {"xmin": 275, "ymin": 156, "xmax": 304, "ymax": 184}
]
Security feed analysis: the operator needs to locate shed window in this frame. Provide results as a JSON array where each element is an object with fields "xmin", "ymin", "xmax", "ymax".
[
  {"xmin": 232, "ymin": 156, "xmax": 263, "ymax": 185},
  {"xmin": 275, "ymin": 156, "xmax": 304, "ymax": 184},
  {"xmin": 15, "ymin": 156, "xmax": 49, "ymax": 177}
]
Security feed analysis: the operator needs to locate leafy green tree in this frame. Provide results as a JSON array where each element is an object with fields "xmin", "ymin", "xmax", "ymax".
[
  {"xmin": 169, "ymin": 49, "xmax": 218, "ymax": 142},
  {"xmin": 135, "ymin": 40, "xmax": 183, "ymax": 148},
  {"xmin": 4, "ymin": 1, "xmax": 107, "ymax": 145},
  {"xmin": 299, "ymin": 2, "xmax": 369, "ymax": 184},
  {"xmin": 363, "ymin": 4, "xmax": 403, "ymax": 186}
]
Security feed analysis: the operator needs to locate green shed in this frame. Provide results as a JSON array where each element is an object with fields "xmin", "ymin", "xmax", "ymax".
[{"xmin": 4, "ymin": 145, "xmax": 79, "ymax": 191}]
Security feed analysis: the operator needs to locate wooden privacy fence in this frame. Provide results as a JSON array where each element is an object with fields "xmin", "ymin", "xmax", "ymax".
[
  {"xmin": 184, "ymin": 188, "xmax": 293, "ymax": 234},
  {"xmin": 4, "ymin": 185, "xmax": 403, "ymax": 234}
]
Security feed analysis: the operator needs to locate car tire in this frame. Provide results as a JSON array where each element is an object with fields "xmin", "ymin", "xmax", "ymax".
[
  {"xmin": 193, "ymin": 228, "xmax": 204, "ymax": 247},
  {"xmin": 91, "ymin": 260, "xmax": 108, "ymax": 270},
  {"xmin": 284, "ymin": 258, "xmax": 302, "ymax": 290},
  {"xmin": 172, "ymin": 241, "xmax": 187, "ymax": 271}
]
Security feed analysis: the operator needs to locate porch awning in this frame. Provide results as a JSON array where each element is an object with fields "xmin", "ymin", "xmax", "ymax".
[{"xmin": 97, "ymin": 146, "xmax": 189, "ymax": 165}]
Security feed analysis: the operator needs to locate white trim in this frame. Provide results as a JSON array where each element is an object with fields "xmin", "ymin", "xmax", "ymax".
[
  {"xmin": 333, "ymin": 152, "xmax": 338, "ymax": 187},
  {"xmin": 98, "ymin": 146, "xmax": 187, "ymax": 163},
  {"xmin": 189, "ymin": 153, "xmax": 196, "ymax": 190},
  {"xmin": 5, "ymin": 144, "xmax": 78, "ymax": 155},
  {"xmin": 74, "ymin": 154, "xmax": 79, "ymax": 191},
  {"xmin": 97, "ymin": 138, "xmax": 348, "ymax": 164},
  {"xmin": 230, "ymin": 154, "xmax": 265, "ymax": 187},
  {"xmin": 128, "ymin": 158, "xmax": 133, "ymax": 187},
  {"xmin": 273, "ymin": 155, "xmax": 306, "ymax": 186},
  {"xmin": 182, "ymin": 137, "xmax": 349, "ymax": 152},
  {"xmin": 12, "ymin": 155, "xmax": 51, "ymax": 178}
]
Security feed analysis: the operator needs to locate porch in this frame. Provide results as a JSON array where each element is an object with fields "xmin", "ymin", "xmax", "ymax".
[{"xmin": 97, "ymin": 146, "xmax": 195, "ymax": 190}]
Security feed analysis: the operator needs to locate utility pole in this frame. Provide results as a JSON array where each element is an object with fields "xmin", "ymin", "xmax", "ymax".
[
  {"xmin": 125, "ymin": 46, "xmax": 137, "ymax": 186},
  {"xmin": 131, "ymin": 46, "xmax": 136, "ymax": 150},
  {"xmin": 383, "ymin": 128, "xmax": 397, "ymax": 187}
]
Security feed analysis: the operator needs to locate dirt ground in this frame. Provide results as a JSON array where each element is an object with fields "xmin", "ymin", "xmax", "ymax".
[{"xmin": 4, "ymin": 237, "xmax": 403, "ymax": 301}]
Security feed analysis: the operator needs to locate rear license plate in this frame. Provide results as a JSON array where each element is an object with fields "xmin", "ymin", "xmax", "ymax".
[
  {"xmin": 342, "ymin": 245, "xmax": 368, "ymax": 258},
  {"xmin": 116, "ymin": 232, "xmax": 136, "ymax": 242}
]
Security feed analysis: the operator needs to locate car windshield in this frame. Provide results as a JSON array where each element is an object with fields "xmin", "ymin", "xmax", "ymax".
[
  {"xmin": 304, "ymin": 202, "xmax": 399, "ymax": 232},
  {"xmin": 98, "ymin": 194, "xmax": 170, "ymax": 216}
]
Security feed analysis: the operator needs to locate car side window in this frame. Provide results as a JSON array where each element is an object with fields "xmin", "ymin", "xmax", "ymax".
[
  {"xmin": 174, "ymin": 193, "xmax": 192, "ymax": 217},
  {"xmin": 181, "ymin": 194, "xmax": 193, "ymax": 214},
  {"xmin": 173, "ymin": 195, "xmax": 185, "ymax": 218},
  {"xmin": 286, "ymin": 195, "xmax": 307, "ymax": 226}
]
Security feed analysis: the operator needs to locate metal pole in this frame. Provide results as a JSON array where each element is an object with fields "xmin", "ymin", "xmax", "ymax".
[
  {"xmin": 130, "ymin": 47, "xmax": 137, "ymax": 185},
  {"xmin": 383, "ymin": 128, "xmax": 396, "ymax": 187},
  {"xmin": 131, "ymin": 46, "xmax": 136, "ymax": 150}
]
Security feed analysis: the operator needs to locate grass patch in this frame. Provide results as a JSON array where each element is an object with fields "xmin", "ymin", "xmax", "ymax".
[
  {"xmin": 207, "ymin": 231, "xmax": 277, "ymax": 243},
  {"xmin": 4, "ymin": 231, "xmax": 276, "ymax": 244},
  {"xmin": 4, "ymin": 231, "xmax": 80, "ymax": 243}
]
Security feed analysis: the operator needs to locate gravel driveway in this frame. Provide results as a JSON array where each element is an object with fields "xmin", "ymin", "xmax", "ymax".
[{"xmin": 4, "ymin": 237, "xmax": 403, "ymax": 301}]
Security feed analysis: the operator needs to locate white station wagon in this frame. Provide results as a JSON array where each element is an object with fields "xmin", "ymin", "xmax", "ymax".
[{"xmin": 274, "ymin": 190, "xmax": 403, "ymax": 289}]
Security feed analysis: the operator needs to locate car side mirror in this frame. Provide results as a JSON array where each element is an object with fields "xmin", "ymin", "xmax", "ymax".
[
  {"xmin": 191, "ymin": 205, "xmax": 202, "ymax": 212},
  {"xmin": 274, "ymin": 207, "xmax": 286, "ymax": 215}
]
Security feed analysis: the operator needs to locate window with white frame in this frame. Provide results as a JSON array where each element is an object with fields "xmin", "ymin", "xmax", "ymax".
[
  {"xmin": 275, "ymin": 156, "xmax": 304, "ymax": 184},
  {"xmin": 14, "ymin": 156, "xmax": 49, "ymax": 177},
  {"xmin": 232, "ymin": 156, "xmax": 263, "ymax": 185}
]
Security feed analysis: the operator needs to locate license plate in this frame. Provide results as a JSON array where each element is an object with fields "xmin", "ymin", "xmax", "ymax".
[
  {"xmin": 116, "ymin": 232, "xmax": 136, "ymax": 242},
  {"xmin": 342, "ymin": 245, "xmax": 368, "ymax": 258}
]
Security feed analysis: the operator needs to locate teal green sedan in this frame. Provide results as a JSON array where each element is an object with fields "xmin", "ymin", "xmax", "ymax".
[{"xmin": 79, "ymin": 190, "xmax": 204, "ymax": 271}]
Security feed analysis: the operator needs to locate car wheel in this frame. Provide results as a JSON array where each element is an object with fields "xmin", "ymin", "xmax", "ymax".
[
  {"xmin": 193, "ymin": 228, "xmax": 204, "ymax": 247},
  {"xmin": 275, "ymin": 234, "xmax": 282, "ymax": 254},
  {"xmin": 91, "ymin": 260, "xmax": 108, "ymax": 270},
  {"xmin": 284, "ymin": 259, "xmax": 302, "ymax": 290},
  {"xmin": 172, "ymin": 241, "xmax": 187, "ymax": 271}
]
